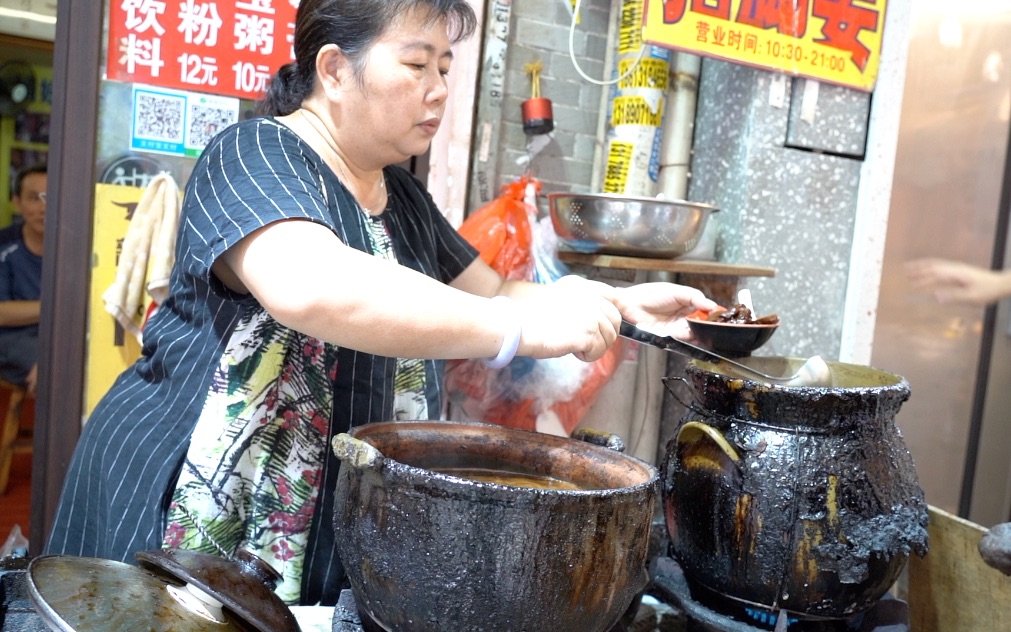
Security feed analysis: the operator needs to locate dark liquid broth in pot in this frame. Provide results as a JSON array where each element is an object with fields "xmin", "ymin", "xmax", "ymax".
[{"xmin": 432, "ymin": 466, "xmax": 584, "ymax": 490}]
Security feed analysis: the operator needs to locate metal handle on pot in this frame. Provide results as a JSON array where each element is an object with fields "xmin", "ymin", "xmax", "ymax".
[
  {"xmin": 662, "ymin": 376, "xmax": 692, "ymax": 408},
  {"xmin": 331, "ymin": 433, "xmax": 385, "ymax": 470},
  {"xmin": 676, "ymin": 421, "xmax": 742, "ymax": 466},
  {"xmin": 571, "ymin": 428, "xmax": 626, "ymax": 452}
]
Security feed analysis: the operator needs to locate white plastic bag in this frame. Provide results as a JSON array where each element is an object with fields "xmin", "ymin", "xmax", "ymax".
[{"xmin": 1, "ymin": 524, "xmax": 29, "ymax": 559}]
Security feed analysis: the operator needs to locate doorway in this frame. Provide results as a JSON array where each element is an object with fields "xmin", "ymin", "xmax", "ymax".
[
  {"xmin": 871, "ymin": 3, "xmax": 1011, "ymax": 526},
  {"xmin": 0, "ymin": 30, "xmax": 53, "ymax": 550}
]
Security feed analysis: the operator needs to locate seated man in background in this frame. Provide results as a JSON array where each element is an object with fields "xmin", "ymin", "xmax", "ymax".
[{"xmin": 0, "ymin": 163, "xmax": 46, "ymax": 394}]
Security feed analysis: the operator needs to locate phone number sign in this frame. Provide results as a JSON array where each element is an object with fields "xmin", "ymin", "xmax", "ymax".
[
  {"xmin": 643, "ymin": 0, "xmax": 886, "ymax": 92},
  {"xmin": 107, "ymin": 0, "xmax": 299, "ymax": 101}
]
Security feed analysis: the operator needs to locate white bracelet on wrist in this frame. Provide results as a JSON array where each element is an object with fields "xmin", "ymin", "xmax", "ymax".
[{"xmin": 483, "ymin": 296, "xmax": 522, "ymax": 369}]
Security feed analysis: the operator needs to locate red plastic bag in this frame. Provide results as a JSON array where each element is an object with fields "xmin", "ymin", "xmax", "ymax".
[
  {"xmin": 447, "ymin": 177, "xmax": 623, "ymax": 436},
  {"xmin": 446, "ymin": 341, "xmax": 624, "ymax": 434},
  {"xmin": 457, "ymin": 177, "xmax": 536, "ymax": 280}
]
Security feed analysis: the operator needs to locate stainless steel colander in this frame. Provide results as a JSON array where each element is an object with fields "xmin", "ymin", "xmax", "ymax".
[{"xmin": 547, "ymin": 193, "xmax": 718, "ymax": 259}]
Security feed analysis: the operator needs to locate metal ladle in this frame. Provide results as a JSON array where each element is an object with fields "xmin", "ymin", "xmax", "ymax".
[{"xmin": 619, "ymin": 320, "xmax": 832, "ymax": 387}]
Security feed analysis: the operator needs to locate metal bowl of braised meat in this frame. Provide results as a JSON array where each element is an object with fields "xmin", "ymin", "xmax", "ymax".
[
  {"xmin": 686, "ymin": 304, "xmax": 779, "ymax": 357},
  {"xmin": 547, "ymin": 193, "xmax": 718, "ymax": 258}
]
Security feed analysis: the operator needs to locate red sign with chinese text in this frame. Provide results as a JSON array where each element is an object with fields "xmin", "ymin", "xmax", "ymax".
[
  {"xmin": 643, "ymin": 0, "xmax": 886, "ymax": 92},
  {"xmin": 106, "ymin": 0, "xmax": 299, "ymax": 101}
]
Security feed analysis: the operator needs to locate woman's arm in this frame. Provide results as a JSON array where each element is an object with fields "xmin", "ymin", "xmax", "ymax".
[
  {"xmin": 449, "ymin": 248, "xmax": 718, "ymax": 344},
  {"xmin": 214, "ymin": 219, "xmax": 623, "ymax": 362}
]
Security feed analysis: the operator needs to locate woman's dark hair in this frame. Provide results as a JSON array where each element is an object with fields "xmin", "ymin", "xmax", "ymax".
[{"xmin": 256, "ymin": 0, "xmax": 477, "ymax": 116}]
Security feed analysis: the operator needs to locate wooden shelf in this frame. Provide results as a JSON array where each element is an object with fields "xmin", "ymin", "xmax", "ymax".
[{"xmin": 558, "ymin": 251, "xmax": 776, "ymax": 277}]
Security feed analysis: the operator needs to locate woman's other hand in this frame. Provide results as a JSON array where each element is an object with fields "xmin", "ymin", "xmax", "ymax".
[{"xmin": 609, "ymin": 281, "xmax": 718, "ymax": 340}]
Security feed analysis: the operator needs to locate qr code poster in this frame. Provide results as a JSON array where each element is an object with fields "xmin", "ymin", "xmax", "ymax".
[
  {"xmin": 130, "ymin": 85, "xmax": 238, "ymax": 158},
  {"xmin": 186, "ymin": 94, "xmax": 241, "ymax": 155}
]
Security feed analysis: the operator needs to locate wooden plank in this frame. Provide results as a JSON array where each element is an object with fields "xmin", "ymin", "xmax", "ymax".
[
  {"xmin": 908, "ymin": 505, "xmax": 1011, "ymax": 631},
  {"xmin": 558, "ymin": 251, "xmax": 776, "ymax": 277}
]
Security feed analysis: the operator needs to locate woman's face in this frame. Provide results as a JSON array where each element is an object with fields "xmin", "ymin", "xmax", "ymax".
[{"xmin": 338, "ymin": 9, "xmax": 454, "ymax": 166}]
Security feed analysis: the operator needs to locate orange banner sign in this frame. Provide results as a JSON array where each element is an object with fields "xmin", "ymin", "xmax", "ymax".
[
  {"xmin": 106, "ymin": 0, "xmax": 298, "ymax": 100},
  {"xmin": 643, "ymin": 0, "xmax": 886, "ymax": 92}
]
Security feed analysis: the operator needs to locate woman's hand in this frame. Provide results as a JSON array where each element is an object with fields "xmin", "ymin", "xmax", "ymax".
[
  {"xmin": 511, "ymin": 275, "xmax": 623, "ymax": 363},
  {"xmin": 485, "ymin": 273, "xmax": 717, "ymax": 363},
  {"xmin": 609, "ymin": 282, "xmax": 718, "ymax": 340},
  {"xmin": 508, "ymin": 277, "xmax": 717, "ymax": 356}
]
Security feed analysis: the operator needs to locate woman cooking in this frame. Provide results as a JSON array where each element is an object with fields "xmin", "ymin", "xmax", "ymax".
[{"xmin": 45, "ymin": 0, "xmax": 716, "ymax": 606}]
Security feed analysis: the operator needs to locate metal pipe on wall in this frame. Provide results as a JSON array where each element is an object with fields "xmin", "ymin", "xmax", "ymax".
[{"xmin": 657, "ymin": 53, "xmax": 701, "ymax": 199}]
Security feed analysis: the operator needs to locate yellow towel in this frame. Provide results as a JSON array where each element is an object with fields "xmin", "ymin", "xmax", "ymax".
[{"xmin": 102, "ymin": 172, "xmax": 181, "ymax": 343}]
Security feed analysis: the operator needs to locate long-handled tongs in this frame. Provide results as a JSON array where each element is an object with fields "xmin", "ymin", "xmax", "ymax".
[{"xmin": 619, "ymin": 320, "xmax": 830, "ymax": 386}]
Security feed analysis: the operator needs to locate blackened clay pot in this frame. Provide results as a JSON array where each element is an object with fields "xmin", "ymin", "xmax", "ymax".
[
  {"xmin": 662, "ymin": 358, "xmax": 929, "ymax": 619},
  {"xmin": 332, "ymin": 420, "xmax": 657, "ymax": 632}
]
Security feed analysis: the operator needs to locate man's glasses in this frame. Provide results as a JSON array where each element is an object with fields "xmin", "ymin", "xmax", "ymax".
[{"xmin": 24, "ymin": 192, "xmax": 45, "ymax": 203}]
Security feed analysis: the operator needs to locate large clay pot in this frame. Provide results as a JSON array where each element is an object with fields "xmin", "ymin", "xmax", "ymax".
[
  {"xmin": 662, "ymin": 358, "xmax": 929, "ymax": 619},
  {"xmin": 332, "ymin": 420, "xmax": 657, "ymax": 632}
]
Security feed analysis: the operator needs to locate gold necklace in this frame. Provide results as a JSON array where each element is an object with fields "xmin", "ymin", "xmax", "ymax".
[{"xmin": 299, "ymin": 108, "xmax": 386, "ymax": 215}]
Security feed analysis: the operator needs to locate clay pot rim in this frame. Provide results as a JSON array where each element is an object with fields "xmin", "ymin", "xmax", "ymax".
[
  {"xmin": 685, "ymin": 358, "xmax": 910, "ymax": 394},
  {"xmin": 348, "ymin": 420, "xmax": 659, "ymax": 496}
]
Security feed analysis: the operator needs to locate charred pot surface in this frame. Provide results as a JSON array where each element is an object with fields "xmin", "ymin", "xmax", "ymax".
[
  {"xmin": 662, "ymin": 360, "xmax": 929, "ymax": 620},
  {"xmin": 332, "ymin": 421, "xmax": 658, "ymax": 632}
]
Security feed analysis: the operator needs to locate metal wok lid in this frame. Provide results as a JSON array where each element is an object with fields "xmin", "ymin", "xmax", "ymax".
[{"xmin": 26, "ymin": 549, "xmax": 301, "ymax": 632}]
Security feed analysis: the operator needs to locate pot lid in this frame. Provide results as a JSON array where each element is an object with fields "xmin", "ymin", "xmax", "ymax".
[
  {"xmin": 26, "ymin": 549, "xmax": 301, "ymax": 632},
  {"xmin": 136, "ymin": 548, "xmax": 301, "ymax": 632},
  {"xmin": 26, "ymin": 555, "xmax": 247, "ymax": 631}
]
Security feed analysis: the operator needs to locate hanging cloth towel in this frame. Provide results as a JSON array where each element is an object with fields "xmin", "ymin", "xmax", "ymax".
[{"xmin": 102, "ymin": 172, "xmax": 181, "ymax": 343}]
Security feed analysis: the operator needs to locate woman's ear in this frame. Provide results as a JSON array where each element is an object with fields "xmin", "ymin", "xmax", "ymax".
[{"xmin": 315, "ymin": 44, "xmax": 346, "ymax": 96}]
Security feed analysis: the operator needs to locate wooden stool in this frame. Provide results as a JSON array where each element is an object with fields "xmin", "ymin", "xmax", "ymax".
[{"xmin": 0, "ymin": 380, "xmax": 33, "ymax": 495}]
